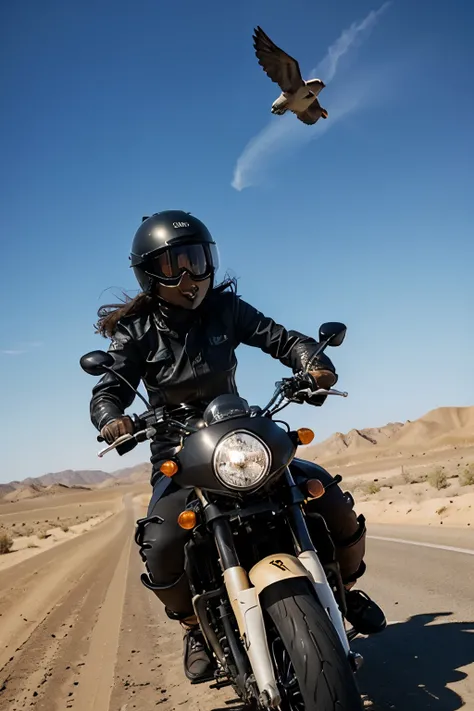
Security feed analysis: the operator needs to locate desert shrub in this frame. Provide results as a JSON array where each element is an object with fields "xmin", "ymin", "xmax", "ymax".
[
  {"xmin": 380, "ymin": 476, "xmax": 398, "ymax": 488},
  {"xmin": 460, "ymin": 464, "xmax": 474, "ymax": 487},
  {"xmin": 436, "ymin": 506, "xmax": 448, "ymax": 515},
  {"xmin": 362, "ymin": 482, "xmax": 381, "ymax": 495},
  {"xmin": 401, "ymin": 467, "xmax": 428, "ymax": 485},
  {"xmin": 0, "ymin": 532, "xmax": 13, "ymax": 554},
  {"xmin": 61, "ymin": 525, "xmax": 69, "ymax": 533},
  {"xmin": 17, "ymin": 524, "xmax": 35, "ymax": 537},
  {"xmin": 38, "ymin": 531, "xmax": 49, "ymax": 540},
  {"xmin": 401, "ymin": 466, "xmax": 415, "ymax": 484},
  {"xmin": 428, "ymin": 468, "xmax": 448, "ymax": 490},
  {"xmin": 343, "ymin": 479, "xmax": 364, "ymax": 493}
]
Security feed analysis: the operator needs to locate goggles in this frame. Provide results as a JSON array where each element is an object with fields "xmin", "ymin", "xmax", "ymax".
[{"xmin": 144, "ymin": 243, "xmax": 218, "ymax": 285}]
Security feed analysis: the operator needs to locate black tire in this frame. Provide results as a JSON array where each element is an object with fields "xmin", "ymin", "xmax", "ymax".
[{"xmin": 261, "ymin": 577, "xmax": 362, "ymax": 711}]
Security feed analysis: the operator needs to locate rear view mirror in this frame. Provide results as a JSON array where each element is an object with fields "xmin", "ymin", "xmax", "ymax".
[
  {"xmin": 80, "ymin": 350, "xmax": 114, "ymax": 376},
  {"xmin": 318, "ymin": 322, "xmax": 347, "ymax": 347}
]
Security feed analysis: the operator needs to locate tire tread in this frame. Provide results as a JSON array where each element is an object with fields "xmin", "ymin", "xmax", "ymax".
[{"xmin": 262, "ymin": 578, "xmax": 362, "ymax": 710}]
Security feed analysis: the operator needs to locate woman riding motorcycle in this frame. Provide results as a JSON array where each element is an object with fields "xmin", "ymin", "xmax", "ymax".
[{"xmin": 89, "ymin": 210, "xmax": 386, "ymax": 683}]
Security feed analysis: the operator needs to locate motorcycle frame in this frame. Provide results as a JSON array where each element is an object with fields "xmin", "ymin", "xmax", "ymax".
[{"xmin": 189, "ymin": 468, "xmax": 351, "ymax": 709}]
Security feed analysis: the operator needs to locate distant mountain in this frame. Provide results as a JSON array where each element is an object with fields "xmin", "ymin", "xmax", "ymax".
[
  {"xmin": 303, "ymin": 406, "xmax": 474, "ymax": 466},
  {"xmin": 22, "ymin": 469, "xmax": 113, "ymax": 488},
  {"xmin": 114, "ymin": 462, "xmax": 152, "ymax": 484},
  {"xmin": 2, "ymin": 405, "xmax": 472, "ymax": 502},
  {"xmin": 0, "ymin": 464, "xmax": 151, "ymax": 501},
  {"xmin": 0, "ymin": 483, "xmax": 17, "ymax": 498},
  {"xmin": 3, "ymin": 482, "xmax": 91, "ymax": 503},
  {"xmin": 96, "ymin": 463, "xmax": 152, "ymax": 488}
]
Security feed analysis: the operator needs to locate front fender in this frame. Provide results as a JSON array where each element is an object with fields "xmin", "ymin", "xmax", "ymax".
[
  {"xmin": 249, "ymin": 554, "xmax": 312, "ymax": 593},
  {"xmin": 249, "ymin": 552, "xmax": 350, "ymax": 655}
]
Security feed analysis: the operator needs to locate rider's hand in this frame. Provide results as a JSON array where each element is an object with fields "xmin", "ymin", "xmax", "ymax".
[
  {"xmin": 100, "ymin": 416, "xmax": 134, "ymax": 444},
  {"xmin": 308, "ymin": 368, "xmax": 338, "ymax": 390}
]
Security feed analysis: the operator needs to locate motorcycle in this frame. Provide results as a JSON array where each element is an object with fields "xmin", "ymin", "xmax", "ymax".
[{"xmin": 80, "ymin": 322, "xmax": 365, "ymax": 710}]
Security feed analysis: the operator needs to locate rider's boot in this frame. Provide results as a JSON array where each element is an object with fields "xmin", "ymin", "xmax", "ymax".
[
  {"xmin": 344, "ymin": 585, "xmax": 386, "ymax": 635},
  {"xmin": 328, "ymin": 511, "xmax": 386, "ymax": 635},
  {"xmin": 181, "ymin": 615, "xmax": 215, "ymax": 683}
]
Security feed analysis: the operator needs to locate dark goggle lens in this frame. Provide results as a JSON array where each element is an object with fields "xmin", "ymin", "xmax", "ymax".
[{"xmin": 148, "ymin": 244, "xmax": 212, "ymax": 281}]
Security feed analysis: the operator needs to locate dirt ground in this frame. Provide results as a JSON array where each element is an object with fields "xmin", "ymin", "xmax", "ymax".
[
  {"xmin": 326, "ymin": 447, "xmax": 474, "ymax": 528},
  {"xmin": 0, "ymin": 490, "xmax": 238, "ymax": 711}
]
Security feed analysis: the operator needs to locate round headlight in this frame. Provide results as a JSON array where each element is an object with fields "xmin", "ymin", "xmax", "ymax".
[{"xmin": 213, "ymin": 430, "xmax": 271, "ymax": 490}]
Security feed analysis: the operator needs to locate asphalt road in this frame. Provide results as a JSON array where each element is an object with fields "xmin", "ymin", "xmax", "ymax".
[{"xmin": 355, "ymin": 523, "xmax": 474, "ymax": 710}]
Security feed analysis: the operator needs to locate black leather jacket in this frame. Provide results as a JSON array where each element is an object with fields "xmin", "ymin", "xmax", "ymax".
[{"xmin": 90, "ymin": 288, "xmax": 336, "ymax": 432}]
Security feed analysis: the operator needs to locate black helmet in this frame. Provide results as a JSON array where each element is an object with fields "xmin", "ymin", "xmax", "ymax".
[{"xmin": 130, "ymin": 210, "xmax": 219, "ymax": 294}]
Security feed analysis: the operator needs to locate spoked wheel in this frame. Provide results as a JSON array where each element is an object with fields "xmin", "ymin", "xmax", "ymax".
[
  {"xmin": 261, "ymin": 578, "xmax": 363, "ymax": 711},
  {"xmin": 270, "ymin": 632, "xmax": 304, "ymax": 710}
]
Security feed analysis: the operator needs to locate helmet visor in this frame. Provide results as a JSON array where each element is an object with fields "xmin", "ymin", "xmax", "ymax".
[{"xmin": 145, "ymin": 243, "xmax": 217, "ymax": 283}]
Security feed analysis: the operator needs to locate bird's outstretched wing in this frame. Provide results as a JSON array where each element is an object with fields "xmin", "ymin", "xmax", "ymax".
[
  {"xmin": 295, "ymin": 99, "xmax": 327, "ymax": 126},
  {"xmin": 253, "ymin": 26, "xmax": 305, "ymax": 94},
  {"xmin": 296, "ymin": 109, "xmax": 320, "ymax": 126}
]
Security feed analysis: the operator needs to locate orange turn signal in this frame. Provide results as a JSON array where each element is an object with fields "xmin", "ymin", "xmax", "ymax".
[
  {"xmin": 178, "ymin": 510, "xmax": 197, "ymax": 530},
  {"xmin": 306, "ymin": 479, "xmax": 325, "ymax": 499},
  {"xmin": 160, "ymin": 460, "xmax": 179, "ymax": 477},
  {"xmin": 297, "ymin": 428, "xmax": 315, "ymax": 445}
]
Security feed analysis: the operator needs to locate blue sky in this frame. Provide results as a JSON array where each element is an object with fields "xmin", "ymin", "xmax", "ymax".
[{"xmin": 1, "ymin": 0, "xmax": 473, "ymax": 482}]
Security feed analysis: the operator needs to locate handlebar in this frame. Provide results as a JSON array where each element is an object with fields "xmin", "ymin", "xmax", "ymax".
[
  {"xmin": 96, "ymin": 374, "xmax": 348, "ymax": 457},
  {"xmin": 260, "ymin": 371, "xmax": 347, "ymax": 415}
]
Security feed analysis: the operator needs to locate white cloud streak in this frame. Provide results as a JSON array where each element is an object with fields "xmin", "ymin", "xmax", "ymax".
[
  {"xmin": 0, "ymin": 341, "xmax": 44, "ymax": 356},
  {"xmin": 231, "ymin": 2, "xmax": 391, "ymax": 191},
  {"xmin": 316, "ymin": 1, "xmax": 391, "ymax": 83}
]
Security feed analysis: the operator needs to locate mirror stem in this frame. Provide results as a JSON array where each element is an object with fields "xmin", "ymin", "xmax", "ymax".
[{"xmin": 313, "ymin": 337, "xmax": 333, "ymax": 358}]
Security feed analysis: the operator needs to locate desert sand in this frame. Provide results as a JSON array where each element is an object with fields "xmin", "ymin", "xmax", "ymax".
[
  {"xmin": 0, "ymin": 404, "xmax": 473, "ymax": 710},
  {"xmin": 301, "ymin": 405, "xmax": 474, "ymax": 530},
  {"xmin": 0, "ymin": 490, "xmax": 236, "ymax": 711}
]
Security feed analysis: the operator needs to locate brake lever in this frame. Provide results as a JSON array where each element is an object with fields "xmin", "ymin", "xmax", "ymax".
[
  {"xmin": 294, "ymin": 387, "xmax": 349, "ymax": 399},
  {"xmin": 98, "ymin": 433, "xmax": 134, "ymax": 458}
]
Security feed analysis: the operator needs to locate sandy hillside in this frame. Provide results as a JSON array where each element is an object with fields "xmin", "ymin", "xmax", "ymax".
[
  {"xmin": 3, "ymin": 483, "xmax": 91, "ymax": 504},
  {"xmin": 303, "ymin": 405, "xmax": 474, "ymax": 467},
  {"xmin": 98, "ymin": 462, "xmax": 152, "ymax": 488},
  {"xmin": 296, "ymin": 404, "xmax": 474, "ymax": 529},
  {"xmin": 336, "ymin": 461, "xmax": 474, "ymax": 528}
]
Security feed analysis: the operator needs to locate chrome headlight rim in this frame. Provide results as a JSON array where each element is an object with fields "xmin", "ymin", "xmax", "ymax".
[{"xmin": 212, "ymin": 429, "xmax": 272, "ymax": 492}]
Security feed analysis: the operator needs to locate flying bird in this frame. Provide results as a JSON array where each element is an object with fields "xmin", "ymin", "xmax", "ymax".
[{"xmin": 253, "ymin": 26, "xmax": 328, "ymax": 126}]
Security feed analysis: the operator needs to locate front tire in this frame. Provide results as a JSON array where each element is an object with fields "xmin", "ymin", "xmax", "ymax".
[{"xmin": 261, "ymin": 578, "xmax": 362, "ymax": 710}]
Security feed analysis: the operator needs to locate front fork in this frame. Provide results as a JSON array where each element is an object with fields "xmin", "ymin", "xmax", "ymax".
[
  {"xmin": 193, "ymin": 488, "xmax": 281, "ymax": 708},
  {"xmin": 283, "ymin": 468, "xmax": 351, "ymax": 654},
  {"xmin": 284, "ymin": 471, "xmax": 363, "ymax": 671}
]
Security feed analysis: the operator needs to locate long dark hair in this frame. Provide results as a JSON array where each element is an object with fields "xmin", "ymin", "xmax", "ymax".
[
  {"xmin": 95, "ymin": 277, "xmax": 237, "ymax": 338},
  {"xmin": 95, "ymin": 292, "xmax": 156, "ymax": 338}
]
